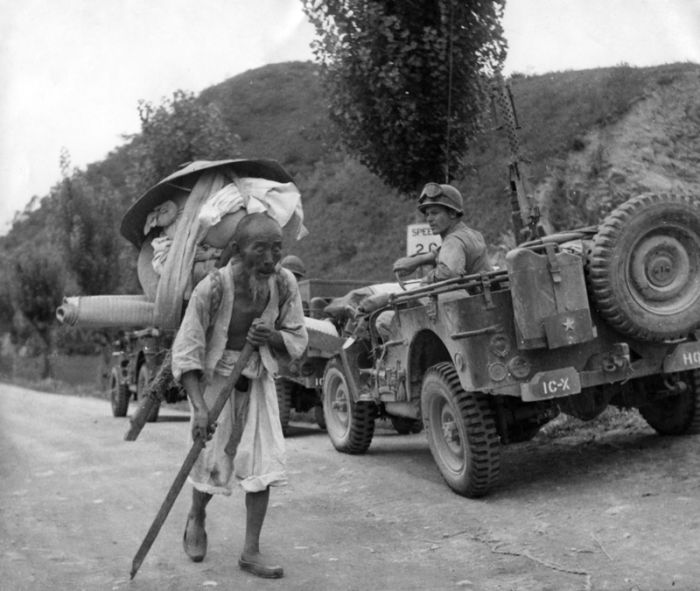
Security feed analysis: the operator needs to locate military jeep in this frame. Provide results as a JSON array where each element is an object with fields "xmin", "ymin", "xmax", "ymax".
[
  {"xmin": 319, "ymin": 83, "xmax": 700, "ymax": 498},
  {"xmin": 322, "ymin": 192, "xmax": 700, "ymax": 497}
]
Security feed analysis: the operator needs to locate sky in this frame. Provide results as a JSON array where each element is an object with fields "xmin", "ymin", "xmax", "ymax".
[{"xmin": 1, "ymin": 0, "xmax": 699, "ymax": 234}]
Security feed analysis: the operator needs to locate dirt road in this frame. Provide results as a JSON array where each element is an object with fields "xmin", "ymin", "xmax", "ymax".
[{"xmin": 1, "ymin": 383, "xmax": 699, "ymax": 591}]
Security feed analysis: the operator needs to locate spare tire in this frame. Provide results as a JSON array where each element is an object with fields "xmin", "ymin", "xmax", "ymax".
[{"xmin": 588, "ymin": 193, "xmax": 700, "ymax": 341}]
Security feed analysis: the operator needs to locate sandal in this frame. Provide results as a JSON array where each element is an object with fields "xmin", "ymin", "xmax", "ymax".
[
  {"xmin": 183, "ymin": 514, "xmax": 207, "ymax": 562},
  {"xmin": 238, "ymin": 555, "xmax": 283, "ymax": 579}
]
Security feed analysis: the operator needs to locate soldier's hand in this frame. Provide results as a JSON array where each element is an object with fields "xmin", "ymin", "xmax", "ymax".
[
  {"xmin": 392, "ymin": 256, "xmax": 419, "ymax": 276},
  {"xmin": 192, "ymin": 406, "xmax": 215, "ymax": 443},
  {"xmin": 247, "ymin": 318, "xmax": 274, "ymax": 347}
]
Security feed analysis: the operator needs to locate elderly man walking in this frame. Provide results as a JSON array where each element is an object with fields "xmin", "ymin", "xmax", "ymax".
[{"xmin": 171, "ymin": 212, "xmax": 308, "ymax": 579}]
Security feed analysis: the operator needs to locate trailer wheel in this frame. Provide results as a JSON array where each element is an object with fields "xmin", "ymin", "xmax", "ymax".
[
  {"xmin": 639, "ymin": 370, "xmax": 700, "ymax": 435},
  {"xmin": 322, "ymin": 358, "xmax": 376, "ymax": 454},
  {"xmin": 588, "ymin": 193, "xmax": 700, "ymax": 341},
  {"xmin": 110, "ymin": 367, "xmax": 130, "ymax": 418},
  {"xmin": 390, "ymin": 416, "xmax": 423, "ymax": 435},
  {"xmin": 275, "ymin": 378, "xmax": 294, "ymax": 436},
  {"xmin": 137, "ymin": 364, "xmax": 159, "ymax": 423},
  {"xmin": 421, "ymin": 362, "xmax": 500, "ymax": 498}
]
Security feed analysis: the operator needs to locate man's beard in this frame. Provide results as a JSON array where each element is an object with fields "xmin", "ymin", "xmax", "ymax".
[{"xmin": 248, "ymin": 273, "xmax": 271, "ymax": 305}]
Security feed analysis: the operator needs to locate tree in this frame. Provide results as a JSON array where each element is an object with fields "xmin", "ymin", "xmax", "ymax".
[
  {"xmin": 126, "ymin": 90, "xmax": 241, "ymax": 196},
  {"xmin": 10, "ymin": 247, "xmax": 67, "ymax": 378},
  {"xmin": 302, "ymin": 0, "xmax": 507, "ymax": 192},
  {"xmin": 55, "ymin": 150, "xmax": 126, "ymax": 295}
]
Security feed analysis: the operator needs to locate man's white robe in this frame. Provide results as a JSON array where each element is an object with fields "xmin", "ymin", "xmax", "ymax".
[{"xmin": 172, "ymin": 264, "xmax": 307, "ymax": 494}]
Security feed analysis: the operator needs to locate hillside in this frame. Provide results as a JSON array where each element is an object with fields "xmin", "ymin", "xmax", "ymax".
[
  {"xmin": 3, "ymin": 61, "xmax": 699, "ymax": 287},
  {"xmin": 199, "ymin": 61, "xmax": 336, "ymax": 175},
  {"xmin": 536, "ymin": 64, "xmax": 700, "ymax": 230},
  {"xmin": 276, "ymin": 62, "xmax": 700, "ymax": 280}
]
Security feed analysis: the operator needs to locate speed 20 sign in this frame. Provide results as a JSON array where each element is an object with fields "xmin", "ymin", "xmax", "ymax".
[{"xmin": 406, "ymin": 223, "xmax": 442, "ymax": 256}]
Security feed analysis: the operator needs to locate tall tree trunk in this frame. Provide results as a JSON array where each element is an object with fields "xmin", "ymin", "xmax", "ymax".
[
  {"xmin": 41, "ymin": 351, "xmax": 51, "ymax": 380},
  {"xmin": 37, "ymin": 328, "xmax": 52, "ymax": 380}
]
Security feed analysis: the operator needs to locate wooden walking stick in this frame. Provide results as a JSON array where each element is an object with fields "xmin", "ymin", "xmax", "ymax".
[{"xmin": 129, "ymin": 342, "xmax": 255, "ymax": 579}]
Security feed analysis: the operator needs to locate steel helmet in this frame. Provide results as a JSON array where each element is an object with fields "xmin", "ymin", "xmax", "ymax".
[
  {"xmin": 417, "ymin": 183, "xmax": 464, "ymax": 217},
  {"xmin": 281, "ymin": 254, "xmax": 307, "ymax": 279}
]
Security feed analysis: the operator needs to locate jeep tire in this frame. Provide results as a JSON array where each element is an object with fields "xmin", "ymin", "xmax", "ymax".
[
  {"xmin": 421, "ymin": 362, "xmax": 500, "ymax": 498},
  {"xmin": 589, "ymin": 193, "xmax": 700, "ymax": 341},
  {"xmin": 110, "ymin": 367, "xmax": 130, "ymax": 418},
  {"xmin": 322, "ymin": 358, "xmax": 376, "ymax": 454},
  {"xmin": 640, "ymin": 370, "xmax": 700, "ymax": 435}
]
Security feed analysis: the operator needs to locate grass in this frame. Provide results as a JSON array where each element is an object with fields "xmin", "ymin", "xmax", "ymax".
[
  {"xmin": 0, "ymin": 375, "xmax": 104, "ymax": 398},
  {"xmin": 0, "ymin": 353, "xmax": 108, "ymax": 399}
]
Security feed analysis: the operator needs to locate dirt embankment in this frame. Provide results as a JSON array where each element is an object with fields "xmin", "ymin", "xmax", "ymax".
[{"xmin": 537, "ymin": 68, "xmax": 700, "ymax": 224}]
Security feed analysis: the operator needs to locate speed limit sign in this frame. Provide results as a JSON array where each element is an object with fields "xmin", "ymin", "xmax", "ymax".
[{"xmin": 406, "ymin": 223, "xmax": 441, "ymax": 256}]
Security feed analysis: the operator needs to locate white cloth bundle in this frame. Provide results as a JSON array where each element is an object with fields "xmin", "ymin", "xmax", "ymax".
[{"xmin": 198, "ymin": 177, "xmax": 307, "ymax": 243}]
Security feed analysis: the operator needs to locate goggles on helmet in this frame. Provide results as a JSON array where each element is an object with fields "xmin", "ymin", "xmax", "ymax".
[
  {"xmin": 418, "ymin": 182, "xmax": 444, "ymax": 204},
  {"xmin": 417, "ymin": 182, "xmax": 464, "ymax": 216}
]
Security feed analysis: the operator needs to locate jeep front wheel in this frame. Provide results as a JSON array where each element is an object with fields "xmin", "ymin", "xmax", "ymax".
[
  {"xmin": 639, "ymin": 370, "xmax": 700, "ymax": 435},
  {"xmin": 421, "ymin": 362, "xmax": 500, "ymax": 498},
  {"xmin": 110, "ymin": 367, "xmax": 130, "ymax": 417},
  {"xmin": 322, "ymin": 358, "xmax": 376, "ymax": 454}
]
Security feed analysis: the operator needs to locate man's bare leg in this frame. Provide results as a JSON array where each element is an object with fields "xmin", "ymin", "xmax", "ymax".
[
  {"xmin": 239, "ymin": 488, "xmax": 283, "ymax": 578},
  {"xmin": 184, "ymin": 488, "xmax": 211, "ymax": 562}
]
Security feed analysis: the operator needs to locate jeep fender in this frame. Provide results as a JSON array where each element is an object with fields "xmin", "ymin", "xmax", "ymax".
[
  {"xmin": 337, "ymin": 337, "xmax": 372, "ymax": 402},
  {"xmin": 406, "ymin": 329, "xmax": 458, "ymax": 400}
]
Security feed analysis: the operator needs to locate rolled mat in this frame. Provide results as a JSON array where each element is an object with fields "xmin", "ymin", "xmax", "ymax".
[{"xmin": 56, "ymin": 295, "xmax": 155, "ymax": 328}]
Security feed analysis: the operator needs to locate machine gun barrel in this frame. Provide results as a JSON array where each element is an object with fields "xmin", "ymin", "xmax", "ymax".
[{"xmin": 492, "ymin": 77, "xmax": 542, "ymax": 244}]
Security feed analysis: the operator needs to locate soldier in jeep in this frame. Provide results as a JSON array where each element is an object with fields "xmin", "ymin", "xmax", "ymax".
[
  {"xmin": 392, "ymin": 182, "xmax": 491, "ymax": 282},
  {"xmin": 377, "ymin": 183, "xmax": 491, "ymax": 339}
]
